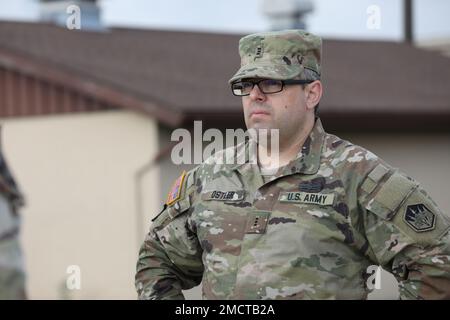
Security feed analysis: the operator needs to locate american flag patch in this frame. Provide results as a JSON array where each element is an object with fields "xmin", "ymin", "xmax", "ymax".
[{"xmin": 166, "ymin": 171, "xmax": 186, "ymax": 206}]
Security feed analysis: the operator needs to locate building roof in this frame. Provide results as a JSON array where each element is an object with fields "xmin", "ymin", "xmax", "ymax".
[
  {"xmin": 1, "ymin": 21, "xmax": 450, "ymax": 131},
  {"xmin": 419, "ymin": 38, "xmax": 450, "ymax": 58}
]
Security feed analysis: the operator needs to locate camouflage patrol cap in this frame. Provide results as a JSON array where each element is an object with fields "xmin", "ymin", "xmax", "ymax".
[{"xmin": 229, "ymin": 29, "xmax": 322, "ymax": 84}]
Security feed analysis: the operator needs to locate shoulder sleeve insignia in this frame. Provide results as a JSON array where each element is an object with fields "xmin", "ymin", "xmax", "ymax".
[
  {"xmin": 166, "ymin": 171, "xmax": 186, "ymax": 206},
  {"xmin": 404, "ymin": 203, "xmax": 436, "ymax": 232}
]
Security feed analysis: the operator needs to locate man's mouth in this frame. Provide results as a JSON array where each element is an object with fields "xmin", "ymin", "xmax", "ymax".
[{"xmin": 250, "ymin": 109, "xmax": 270, "ymax": 117}]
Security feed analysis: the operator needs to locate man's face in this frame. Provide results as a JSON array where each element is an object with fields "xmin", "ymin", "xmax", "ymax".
[{"xmin": 241, "ymin": 78, "xmax": 313, "ymax": 140}]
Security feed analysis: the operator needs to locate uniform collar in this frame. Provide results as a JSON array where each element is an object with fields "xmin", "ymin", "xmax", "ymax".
[
  {"xmin": 231, "ymin": 117, "xmax": 326, "ymax": 182},
  {"xmin": 284, "ymin": 116, "xmax": 325, "ymax": 176}
]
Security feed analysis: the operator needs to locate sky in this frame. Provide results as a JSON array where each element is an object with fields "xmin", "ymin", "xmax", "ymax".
[{"xmin": 0, "ymin": 0, "xmax": 449, "ymax": 42}]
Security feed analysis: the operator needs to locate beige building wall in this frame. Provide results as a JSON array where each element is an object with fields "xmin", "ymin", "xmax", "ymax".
[{"xmin": 0, "ymin": 110, "xmax": 160, "ymax": 299}]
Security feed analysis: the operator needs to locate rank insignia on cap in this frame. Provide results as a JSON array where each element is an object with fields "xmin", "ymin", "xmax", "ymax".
[
  {"xmin": 255, "ymin": 45, "xmax": 263, "ymax": 58},
  {"xmin": 166, "ymin": 171, "xmax": 186, "ymax": 206},
  {"xmin": 404, "ymin": 203, "xmax": 436, "ymax": 232}
]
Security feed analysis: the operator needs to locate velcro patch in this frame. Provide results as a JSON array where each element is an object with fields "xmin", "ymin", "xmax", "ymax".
[
  {"xmin": 299, "ymin": 179, "xmax": 324, "ymax": 193},
  {"xmin": 202, "ymin": 190, "xmax": 245, "ymax": 202},
  {"xmin": 166, "ymin": 171, "xmax": 186, "ymax": 206},
  {"xmin": 279, "ymin": 192, "xmax": 335, "ymax": 206}
]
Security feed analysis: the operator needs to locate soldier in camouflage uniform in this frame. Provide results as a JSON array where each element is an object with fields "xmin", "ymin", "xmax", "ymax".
[
  {"xmin": 135, "ymin": 30, "xmax": 450, "ymax": 299},
  {"xmin": 0, "ymin": 145, "xmax": 26, "ymax": 300}
]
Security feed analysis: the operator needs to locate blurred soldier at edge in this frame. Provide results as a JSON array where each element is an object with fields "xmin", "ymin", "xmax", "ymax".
[{"xmin": 0, "ymin": 125, "xmax": 26, "ymax": 299}]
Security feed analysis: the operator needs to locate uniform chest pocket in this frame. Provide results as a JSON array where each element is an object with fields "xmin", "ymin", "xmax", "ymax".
[
  {"xmin": 192, "ymin": 190, "xmax": 250, "ymax": 245},
  {"xmin": 263, "ymin": 191, "xmax": 355, "ymax": 256}
]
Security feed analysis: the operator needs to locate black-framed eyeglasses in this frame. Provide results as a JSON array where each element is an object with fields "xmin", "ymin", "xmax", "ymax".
[{"xmin": 231, "ymin": 79, "xmax": 314, "ymax": 96}]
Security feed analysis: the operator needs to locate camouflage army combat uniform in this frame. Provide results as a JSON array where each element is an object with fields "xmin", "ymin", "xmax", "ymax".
[
  {"xmin": 135, "ymin": 30, "xmax": 450, "ymax": 300},
  {"xmin": 0, "ymin": 148, "xmax": 26, "ymax": 300}
]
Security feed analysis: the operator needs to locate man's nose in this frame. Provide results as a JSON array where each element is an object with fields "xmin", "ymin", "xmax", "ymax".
[{"xmin": 248, "ymin": 84, "xmax": 267, "ymax": 102}]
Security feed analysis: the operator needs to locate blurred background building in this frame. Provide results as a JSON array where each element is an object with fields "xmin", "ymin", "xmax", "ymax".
[{"xmin": 0, "ymin": 0, "xmax": 449, "ymax": 299}]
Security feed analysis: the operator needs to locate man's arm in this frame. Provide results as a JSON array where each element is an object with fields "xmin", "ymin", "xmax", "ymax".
[
  {"xmin": 135, "ymin": 169, "xmax": 204, "ymax": 300},
  {"xmin": 359, "ymin": 164, "xmax": 450, "ymax": 299}
]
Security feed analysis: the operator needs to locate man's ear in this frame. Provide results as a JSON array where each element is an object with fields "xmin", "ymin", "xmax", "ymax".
[{"xmin": 306, "ymin": 80, "xmax": 322, "ymax": 111}]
